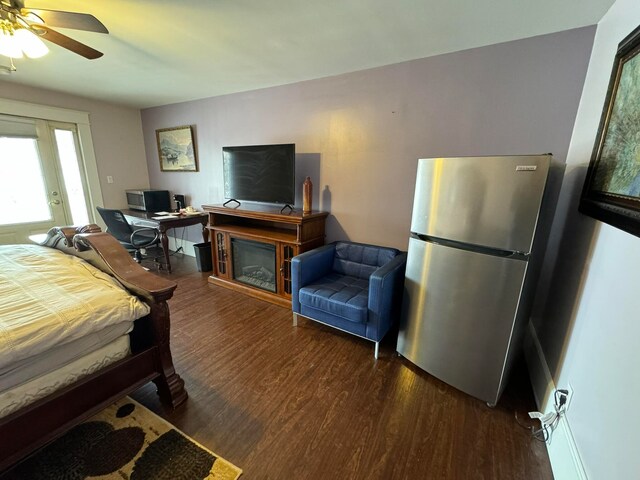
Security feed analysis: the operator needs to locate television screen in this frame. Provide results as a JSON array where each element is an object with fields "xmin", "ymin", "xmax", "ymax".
[{"xmin": 223, "ymin": 144, "xmax": 295, "ymax": 205}]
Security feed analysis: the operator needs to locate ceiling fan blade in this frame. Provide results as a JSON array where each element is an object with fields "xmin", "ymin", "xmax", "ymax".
[
  {"xmin": 22, "ymin": 8, "xmax": 108, "ymax": 34},
  {"xmin": 36, "ymin": 25, "xmax": 103, "ymax": 59}
]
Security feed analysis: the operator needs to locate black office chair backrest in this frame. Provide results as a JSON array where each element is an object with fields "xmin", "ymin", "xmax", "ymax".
[{"xmin": 96, "ymin": 207, "xmax": 134, "ymax": 244}]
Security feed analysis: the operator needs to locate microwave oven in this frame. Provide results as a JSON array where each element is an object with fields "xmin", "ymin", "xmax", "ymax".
[{"xmin": 126, "ymin": 189, "xmax": 171, "ymax": 212}]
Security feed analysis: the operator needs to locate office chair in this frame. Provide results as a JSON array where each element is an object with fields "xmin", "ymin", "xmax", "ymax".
[{"xmin": 96, "ymin": 207, "xmax": 161, "ymax": 264}]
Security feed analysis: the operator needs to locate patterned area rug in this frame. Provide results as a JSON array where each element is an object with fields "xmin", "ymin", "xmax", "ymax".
[{"xmin": 3, "ymin": 398, "xmax": 242, "ymax": 480}]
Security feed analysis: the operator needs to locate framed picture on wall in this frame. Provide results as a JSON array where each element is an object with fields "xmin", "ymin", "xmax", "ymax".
[
  {"xmin": 579, "ymin": 24, "xmax": 640, "ymax": 237},
  {"xmin": 156, "ymin": 125, "xmax": 198, "ymax": 172}
]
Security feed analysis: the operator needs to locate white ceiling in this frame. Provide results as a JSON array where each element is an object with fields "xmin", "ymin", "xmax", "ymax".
[{"xmin": 0, "ymin": 0, "xmax": 615, "ymax": 109}]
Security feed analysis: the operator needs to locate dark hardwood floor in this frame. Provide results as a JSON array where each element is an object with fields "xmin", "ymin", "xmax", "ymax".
[{"xmin": 133, "ymin": 254, "xmax": 553, "ymax": 479}]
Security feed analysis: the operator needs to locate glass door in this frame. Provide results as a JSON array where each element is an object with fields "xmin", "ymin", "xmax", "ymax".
[
  {"xmin": 0, "ymin": 117, "xmax": 90, "ymax": 244},
  {"xmin": 50, "ymin": 123, "xmax": 90, "ymax": 226},
  {"xmin": 231, "ymin": 237, "xmax": 277, "ymax": 292},
  {"xmin": 280, "ymin": 243, "xmax": 295, "ymax": 296}
]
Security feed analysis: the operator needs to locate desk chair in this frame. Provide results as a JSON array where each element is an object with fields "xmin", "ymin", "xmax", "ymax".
[{"xmin": 96, "ymin": 207, "xmax": 161, "ymax": 264}]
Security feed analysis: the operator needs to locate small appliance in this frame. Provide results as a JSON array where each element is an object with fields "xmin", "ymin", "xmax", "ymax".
[
  {"xmin": 125, "ymin": 189, "xmax": 171, "ymax": 212},
  {"xmin": 173, "ymin": 194, "xmax": 186, "ymax": 212}
]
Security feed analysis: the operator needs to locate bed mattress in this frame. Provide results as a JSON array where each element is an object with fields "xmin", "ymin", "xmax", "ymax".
[
  {"xmin": 0, "ymin": 335, "xmax": 131, "ymax": 419},
  {"xmin": 0, "ymin": 244, "xmax": 150, "ymax": 372},
  {"xmin": 0, "ymin": 322, "xmax": 133, "ymax": 393}
]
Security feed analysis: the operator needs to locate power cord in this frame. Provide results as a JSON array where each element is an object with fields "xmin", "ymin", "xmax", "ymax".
[
  {"xmin": 516, "ymin": 389, "xmax": 568, "ymax": 442},
  {"xmin": 168, "ymin": 228, "xmax": 186, "ymax": 255},
  {"xmin": 514, "ymin": 411, "xmax": 554, "ymax": 442}
]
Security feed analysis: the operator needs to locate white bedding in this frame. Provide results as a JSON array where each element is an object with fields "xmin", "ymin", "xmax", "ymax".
[
  {"xmin": 0, "ymin": 322, "xmax": 133, "ymax": 393},
  {"xmin": 0, "ymin": 335, "xmax": 131, "ymax": 419},
  {"xmin": 0, "ymin": 244, "xmax": 150, "ymax": 374}
]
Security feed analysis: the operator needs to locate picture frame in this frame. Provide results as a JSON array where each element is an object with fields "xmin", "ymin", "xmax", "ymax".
[
  {"xmin": 156, "ymin": 125, "xmax": 198, "ymax": 172},
  {"xmin": 579, "ymin": 24, "xmax": 640, "ymax": 237}
]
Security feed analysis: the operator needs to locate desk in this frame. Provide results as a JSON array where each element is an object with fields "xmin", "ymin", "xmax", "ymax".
[{"xmin": 122, "ymin": 209, "xmax": 209, "ymax": 273}]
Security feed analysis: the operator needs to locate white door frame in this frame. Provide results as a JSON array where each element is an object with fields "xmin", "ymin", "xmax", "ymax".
[{"xmin": 0, "ymin": 97, "xmax": 103, "ymax": 225}]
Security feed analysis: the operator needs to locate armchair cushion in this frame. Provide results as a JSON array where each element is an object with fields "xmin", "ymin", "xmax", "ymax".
[{"xmin": 298, "ymin": 273, "xmax": 369, "ymax": 324}]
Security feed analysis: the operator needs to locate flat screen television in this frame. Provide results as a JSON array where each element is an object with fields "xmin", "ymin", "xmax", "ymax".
[{"xmin": 222, "ymin": 143, "xmax": 295, "ymax": 206}]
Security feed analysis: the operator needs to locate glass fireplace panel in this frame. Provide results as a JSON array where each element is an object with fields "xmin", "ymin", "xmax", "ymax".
[{"xmin": 232, "ymin": 238, "xmax": 277, "ymax": 292}]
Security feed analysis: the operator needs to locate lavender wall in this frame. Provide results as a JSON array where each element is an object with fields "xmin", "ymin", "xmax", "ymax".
[{"xmin": 141, "ymin": 26, "xmax": 595, "ymax": 249}]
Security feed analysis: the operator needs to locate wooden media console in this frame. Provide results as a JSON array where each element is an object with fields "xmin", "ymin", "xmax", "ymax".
[{"xmin": 203, "ymin": 204, "xmax": 329, "ymax": 306}]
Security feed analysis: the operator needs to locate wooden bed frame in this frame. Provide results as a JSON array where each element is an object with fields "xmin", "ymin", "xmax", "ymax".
[{"xmin": 0, "ymin": 225, "xmax": 188, "ymax": 471}]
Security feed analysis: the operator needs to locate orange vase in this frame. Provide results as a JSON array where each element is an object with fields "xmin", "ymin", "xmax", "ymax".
[{"xmin": 303, "ymin": 176, "xmax": 312, "ymax": 214}]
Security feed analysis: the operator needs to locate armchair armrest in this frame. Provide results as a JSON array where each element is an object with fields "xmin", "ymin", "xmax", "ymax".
[
  {"xmin": 366, "ymin": 252, "xmax": 407, "ymax": 341},
  {"xmin": 291, "ymin": 244, "xmax": 336, "ymax": 313}
]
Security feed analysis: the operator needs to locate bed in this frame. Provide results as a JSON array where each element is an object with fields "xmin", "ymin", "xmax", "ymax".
[{"xmin": 0, "ymin": 224, "xmax": 187, "ymax": 471}]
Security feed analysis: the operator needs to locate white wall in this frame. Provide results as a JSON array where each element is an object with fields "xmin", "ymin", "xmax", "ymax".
[
  {"xmin": 0, "ymin": 82, "xmax": 149, "ymax": 209},
  {"xmin": 529, "ymin": 0, "xmax": 640, "ymax": 478}
]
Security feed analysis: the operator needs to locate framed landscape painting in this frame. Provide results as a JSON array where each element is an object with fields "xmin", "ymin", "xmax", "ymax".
[
  {"xmin": 156, "ymin": 125, "xmax": 198, "ymax": 172},
  {"xmin": 580, "ymin": 24, "xmax": 640, "ymax": 237}
]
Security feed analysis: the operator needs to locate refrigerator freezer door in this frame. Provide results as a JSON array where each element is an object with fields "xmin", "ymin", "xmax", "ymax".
[
  {"xmin": 397, "ymin": 237, "xmax": 527, "ymax": 405},
  {"xmin": 410, "ymin": 156, "xmax": 551, "ymax": 253}
]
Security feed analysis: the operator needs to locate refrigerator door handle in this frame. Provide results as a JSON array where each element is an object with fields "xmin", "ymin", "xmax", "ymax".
[{"xmin": 410, "ymin": 232, "xmax": 529, "ymax": 260}]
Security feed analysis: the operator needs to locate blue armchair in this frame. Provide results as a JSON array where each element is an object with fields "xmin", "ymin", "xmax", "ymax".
[{"xmin": 292, "ymin": 241, "xmax": 407, "ymax": 358}]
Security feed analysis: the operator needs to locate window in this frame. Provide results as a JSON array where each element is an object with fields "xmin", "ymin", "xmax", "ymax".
[{"xmin": 0, "ymin": 137, "xmax": 50, "ymax": 225}]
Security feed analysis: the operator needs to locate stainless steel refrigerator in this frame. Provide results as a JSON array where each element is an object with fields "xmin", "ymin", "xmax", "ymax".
[{"xmin": 396, "ymin": 155, "xmax": 564, "ymax": 406}]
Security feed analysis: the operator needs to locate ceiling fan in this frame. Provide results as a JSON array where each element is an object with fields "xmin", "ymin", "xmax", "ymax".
[{"xmin": 0, "ymin": 0, "xmax": 108, "ymax": 62}]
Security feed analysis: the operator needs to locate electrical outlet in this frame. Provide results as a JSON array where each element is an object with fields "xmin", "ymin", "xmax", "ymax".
[
  {"xmin": 556, "ymin": 384, "xmax": 574, "ymax": 412},
  {"xmin": 106, "ymin": 175, "xmax": 114, "ymax": 184}
]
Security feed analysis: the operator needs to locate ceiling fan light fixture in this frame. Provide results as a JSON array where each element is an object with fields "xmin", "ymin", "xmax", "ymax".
[
  {"xmin": 14, "ymin": 27, "xmax": 48, "ymax": 58},
  {"xmin": 0, "ymin": 4, "xmax": 107, "ymax": 63},
  {"xmin": 0, "ymin": 23, "xmax": 23, "ymax": 59},
  {"xmin": 0, "ymin": 56, "xmax": 16, "ymax": 74},
  {"xmin": 22, "ymin": 11, "xmax": 45, "ymax": 26}
]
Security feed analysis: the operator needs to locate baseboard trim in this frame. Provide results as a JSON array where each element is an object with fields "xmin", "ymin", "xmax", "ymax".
[
  {"xmin": 551, "ymin": 415, "xmax": 588, "ymax": 480},
  {"xmin": 524, "ymin": 321, "xmax": 588, "ymax": 480}
]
